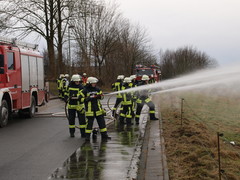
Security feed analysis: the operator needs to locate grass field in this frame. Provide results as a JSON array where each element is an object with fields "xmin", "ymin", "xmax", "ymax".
[{"xmin": 155, "ymin": 91, "xmax": 240, "ymax": 180}]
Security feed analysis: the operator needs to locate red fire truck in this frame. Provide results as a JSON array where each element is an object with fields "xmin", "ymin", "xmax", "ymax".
[
  {"xmin": 0, "ymin": 37, "xmax": 46, "ymax": 127},
  {"xmin": 135, "ymin": 64, "xmax": 161, "ymax": 83}
]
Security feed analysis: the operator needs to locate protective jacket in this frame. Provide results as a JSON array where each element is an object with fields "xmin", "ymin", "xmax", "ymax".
[
  {"xmin": 111, "ymin": 80, "xmax": 123, "ymax": 98},
  {"xmin": 66, "ymin": 82, "xmax": 84, "ymax": 111},
  {"xmin": 80, "ymin": 85, "xmax": 105, "ymax": 117}
]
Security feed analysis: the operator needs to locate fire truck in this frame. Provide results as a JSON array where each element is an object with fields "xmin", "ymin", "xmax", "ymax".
[
  {"xmin": 0, "ymin": 37, "xmax": 46, "ymax": 127},
  {"xmin": 135, "ymin": 64, "xmax": 161, "ymax": 83}
]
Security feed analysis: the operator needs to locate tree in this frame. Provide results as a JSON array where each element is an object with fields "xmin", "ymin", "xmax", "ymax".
[
  {"xmin": 0, "ymin": 0, "xmax": 76, "ymax": 79},
  {"xmin": 159, "ymin": 46, "xmax": 218, "ymax": 79}
]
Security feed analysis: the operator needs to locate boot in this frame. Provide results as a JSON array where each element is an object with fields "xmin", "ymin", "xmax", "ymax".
[
  {"xmin": 101, "ymin": 132, "xmax": 111, "ymax": 142},
  {"xmin": 126, "ymin": 118, "xmax": 133, "ymax": 126},
  {"xmin": 135, "ymin": 117, "xmax": 139, "ymax": 125},
  {"xmin": 69, "ymin": 128, "xmax": 75, "ymax": 137},
  {"xmin": 80, "ymin": 128, "xmax": 86, "ymax": 138},
  {"xmin": 119, "ymin": 116, "xmax": 125, "ymax": 125},
  {"xmin": 112, "ymin": 110, "xmax": 115, "ymax": 117},
  {"xmin": 92, "ymin": 128, "xmax": 98, "ymax": 140},
  {"xmin": 85, "ymin": 133, "xmax": 91, "ymax": 142},
  {"xmin": 150, "ymin": 113, "xmax": 159, "ymax": 121}
]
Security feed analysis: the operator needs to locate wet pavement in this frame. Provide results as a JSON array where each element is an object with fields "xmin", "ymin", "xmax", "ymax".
[
  {"xmin": 0, "ymin": 96, "xmax": 169, "ymax": 180},
  {"xmin": 48, "ymin": 121, "xmax": 146, "ymax": 180}
]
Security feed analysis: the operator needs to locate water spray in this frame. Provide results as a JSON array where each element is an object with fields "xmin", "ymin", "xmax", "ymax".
[{"xmin": 107, "ymin": 64, "xmax": 240, "ymax": 96}]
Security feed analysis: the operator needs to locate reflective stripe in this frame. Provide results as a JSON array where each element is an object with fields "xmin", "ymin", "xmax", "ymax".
[
  {"xmin": 86, "ymin": 129, "xmax": 92, "ymax": 133},
  {"xmin": 145, "ymin": 98, "xmax": 151, "ymax": 103},
  {"xmin": 136, "ymin": 99, "xmax": 142, "ymax": 103},
  {"xmin": 120, "ymin": 113, "xmax": 126, "ymax": 117},
  {"xmin": 100, "ymin": 128, "xmax": 107, "ymax": 132},
  {"xmin": 79, "ymin": 125, "xmax": 86, "ymax": 128},
  {"xmin": 135, "ymin": 114, "xmax": 140, "ymax": 118},
  {"xmin": 69, "ymin": 125, "xmax": 75, "ymax": 128},
  {"xmin": 149, "ymin": 110, "xmax": 155, "ymax": 114}
]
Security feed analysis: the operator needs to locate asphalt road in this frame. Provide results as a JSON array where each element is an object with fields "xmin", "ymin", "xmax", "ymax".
[{"xmin": 0, "ymin": 99, "xmax": 85, "ymax": 180}]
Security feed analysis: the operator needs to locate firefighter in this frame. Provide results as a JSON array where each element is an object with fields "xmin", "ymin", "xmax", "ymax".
[
  {"xmin": 80, "ymin": 77, "xmax": 111, "ymax": 142},
  {"xmin": 61, "ymin": 74, "xmax": 69, "ymax": 100},
  {"xmin": 57, "ymin": 74, "xmax": 64, "ymax": 99},
  {"xmin": 119, "ymin": 77, "xmax": 133, "ymax": 125},
  {"xmin": 111, "ymin": 75, "xmax": 124, "ymax": 117},
  {"xmin": 82, "ymin": 73, "xmax": 88, "ymax": 86},
  {"xmin": 66, "ymin": 74, "xmax": 86, "ymax": 138},
  {"xmin": 129, "ymin": 75, "xmax": 137, "ymax": 118},
  {"xmin": 135, "ymin": 74, "xmax": 159, "ymax": 124}
]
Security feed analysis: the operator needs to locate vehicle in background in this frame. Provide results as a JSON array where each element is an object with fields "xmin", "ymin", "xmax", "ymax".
[
  {"xmin": 135, "ymin": 64, "xmax": 161, "ymax": 83},
  {"xmin": 0, "ymin": 37, "xmax": 46, "ymax": 127}
]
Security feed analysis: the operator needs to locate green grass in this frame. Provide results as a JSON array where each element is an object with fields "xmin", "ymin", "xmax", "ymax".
[{"xmin": 155, "ymin": 92, "xmax": 240, "ymax": 180}]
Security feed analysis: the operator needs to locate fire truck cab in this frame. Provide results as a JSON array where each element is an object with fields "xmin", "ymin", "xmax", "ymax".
[
  {"xmin": 135, "ymin": 64, "xmax": 161, "ymax": 83},
  {"xmin": 0, "ymin": 37, "xmax": 45, "ymax": 127}
]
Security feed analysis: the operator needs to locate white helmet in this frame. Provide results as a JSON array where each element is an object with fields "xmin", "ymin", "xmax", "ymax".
[
  {"xmin": 87, "ymin": 77, "xmax": 98, "ymax": 84},
  {"xmin": 83, "ymin": 73, "xmax": 87, "ymax": 76},
  {"xmin": 65, "ymin": 74, "xmax": 69, "ymax": 78},
  {"xmin": 59, "ymin": 74, "xmax": 64, "ymax": 78},
  {"xmin": 142, "ymin": 74, "xmax": 150, "ymax": 81},
  {"xmin": 123, "ymin": 77, "xmax": 132, "ymax": 83},
  {"xmin": 130, "ymin": 75, "xmax": 136, "ymax": 80},
  {"xmin": 71, "ymin": 74, "xmax": 81, "ymax": 82},
  {"xmin": 117, "ymin": 75, "xmax": 125, "ymax": 80}
]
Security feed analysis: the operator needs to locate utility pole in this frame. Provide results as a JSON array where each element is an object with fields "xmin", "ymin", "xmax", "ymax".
[{"xmin": 68, "ymin": 25, "xmax": 75, "ymax": 76}]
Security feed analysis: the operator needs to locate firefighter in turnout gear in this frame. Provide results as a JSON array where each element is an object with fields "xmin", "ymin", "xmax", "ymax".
[
  {"xmin": 82, "ymin": 73, "xmax": 88, "ymax": 86},
  {"xmin": 119, "ymin": 77, "xmax": 134, "ymax": 125},
  {"xmin": 61, "ymin": 74, "xmax": 69, "ymax": 100},
  {"xmin": 80, "ymin": 77, "xmax": 111, "ymax": 142},
  {"xmin": 66, "ymin": 74, "xmax": 86, "ymax": 138},
  {"xmin": 129, "ymin": 75, "xmax": 137, "ymax": 118},
  {"xmin": 135, "ymin": 75, "xmax": 159, "ymax": 124},
  {"xmin": 111, "ymin": 75, "xmax": 124, "ymax": 117},
  {"xmin": 57, "ymin": 74, "xmax": 64, "ymax": 99}
]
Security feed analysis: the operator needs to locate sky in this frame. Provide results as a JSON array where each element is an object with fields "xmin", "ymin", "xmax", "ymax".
[{"xmin": 106, "ymin": 0, "xmax": 240, "ymax": 66}]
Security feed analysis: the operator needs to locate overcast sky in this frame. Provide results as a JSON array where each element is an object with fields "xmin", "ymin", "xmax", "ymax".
[{"xmin": 106, "ymin": 0, "xmax": 240, "ymax": 66}]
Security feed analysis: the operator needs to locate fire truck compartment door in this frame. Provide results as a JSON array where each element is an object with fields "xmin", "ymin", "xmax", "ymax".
[{"xmin": 21, "ymin": 55, "xmax": 30, "ymax": 92}]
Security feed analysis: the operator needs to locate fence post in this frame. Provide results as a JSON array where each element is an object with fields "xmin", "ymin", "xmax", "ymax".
[
  {"xmin": 217, "ymin": 132, "xmax": 224, "ymax": 180},
  {"xmin": 180, "ymin": 98, "xmax": 184, "ymax": 127}
]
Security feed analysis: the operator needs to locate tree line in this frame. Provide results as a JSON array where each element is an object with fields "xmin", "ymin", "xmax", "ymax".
[{"xmin": 0, "ymin": 0, "xmax": 217, "ymax": 87}]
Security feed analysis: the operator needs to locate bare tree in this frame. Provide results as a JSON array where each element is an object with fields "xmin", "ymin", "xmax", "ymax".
[
  {"xmin": 0, "ymin": 0, "xmax": 76, "ymax": 79},
  {"xmin": 159, "ymin": 46, "xmax": 218, "ymax": 79}
]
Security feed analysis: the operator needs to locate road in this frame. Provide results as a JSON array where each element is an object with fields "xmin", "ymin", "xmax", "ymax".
[
  {"xmin": 0, "ymin": 95, "xmax": 161, "ymax": 180},
  {"xmin": 0, "ymin": 99, "xmax": 86, "ymax": 180}
]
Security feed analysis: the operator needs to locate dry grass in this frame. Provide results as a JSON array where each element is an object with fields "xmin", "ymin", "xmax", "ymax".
[{"xmin": 154, "ymin": 92, "xmax": 240, "ymax": 180}]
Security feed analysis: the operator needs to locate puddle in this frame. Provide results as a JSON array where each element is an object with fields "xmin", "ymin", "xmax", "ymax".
[{"xmin": 49, "ymin": 119, "xmax": 147, "ymax": 180}]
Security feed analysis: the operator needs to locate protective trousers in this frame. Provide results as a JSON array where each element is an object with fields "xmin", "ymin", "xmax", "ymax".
[
  {"xmin": 119, "ymin": 105, "xmax": 132, "ymax": 125},
  {"xmin": 85, "ymin": 115, "xmax": 107, "ymax": 139},
  {"xmin": 112, "ymin": 98, "xmax": 122, "ymax": 116},
  {"xmin": 68, "ymin": 109, "xmax": 86, "ymax": 137},
  {"xmin": 135, "ymin": 99, "xmax": 157, "ymax": 123}
]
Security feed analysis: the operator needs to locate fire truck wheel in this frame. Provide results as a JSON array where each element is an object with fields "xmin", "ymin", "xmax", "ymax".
[
  {"xmin": 28, "ymin": 96, "xmax": 36, "ymax": 118},
  {"xmin": 0, "ymin": 100, "xmax": 9, "ymax": 128}
]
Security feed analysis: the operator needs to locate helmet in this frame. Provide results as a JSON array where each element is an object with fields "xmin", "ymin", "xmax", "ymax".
[
  {"xmin": 123, "ymin": 77, "xmax": 132, "ymax": 83},
  {"xmin": 59, "ymin": 74, "xmax": 64, "ymax": 78},
  {"xmin": 141, "ymin": 75, "xmax": 150, "ymax": 81},
  {"xmin": 65, "ymin": 74, "xmax": 69, "ymax": 78},
  {"xmin": 83, "ymin": 73, "xmax": 87, "ymax": 76},
  {"xmin": 117, "ymin": 75, "xmax": 125, "ymax": 80},
  {"xmin": 87, "ymin": 77, "xmax": 98, "ymax": 84},
  {"xmin": 71, "ymin": 74, "xmax": 81, "ymax": 82},
  {"xmin": 130, "ymin": 75, "xmax": 136, "ymax": 80}
]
